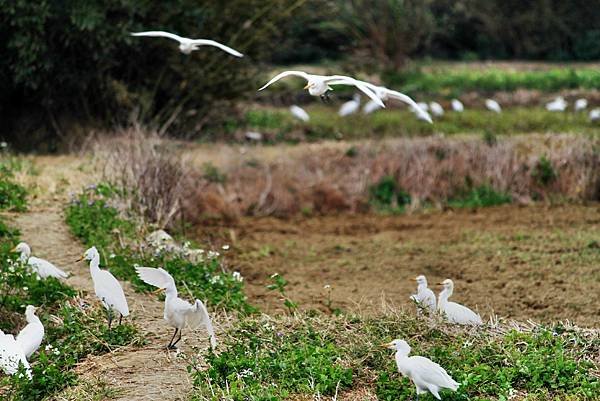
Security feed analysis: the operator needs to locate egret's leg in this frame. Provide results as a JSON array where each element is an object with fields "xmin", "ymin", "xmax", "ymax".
[
  {"xmin": 172, "ymin": 329, "xmax": 183, "ymax": 347},
  {"xmin": 320, "ymin": 94, "xmax": 331, "ymax": 104},
  {"xmin": 119, "ymin": 314, "xmax": 123, "ymax": 326},
  {"xmin": 168, "ymin": 328, "xmax": 179, "ymax": 349}
]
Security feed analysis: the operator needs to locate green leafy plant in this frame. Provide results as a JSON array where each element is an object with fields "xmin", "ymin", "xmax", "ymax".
[
  {"xmin": 266, "ymin": 273, "xmax": 298, "ymax": 313},
  {"xmin": 532, "ymin": 155, "xmax": 557, "ymax": 187},
  {"xmin": 448, "ymin": 185, "xmax": 512, "ymax": 208},
  {"xmin": 369, "ymin": 176, "xmax": 411, "ymax": 212}
]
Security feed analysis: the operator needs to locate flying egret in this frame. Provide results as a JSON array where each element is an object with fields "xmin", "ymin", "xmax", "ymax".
[
  {"xmin": 0, "ymin": 330, "xmax": 31, "ymax": 379},
  {"xmin": 339, "ymin": 94, "xmax": 361, "ymax": 117},
  {"xmin": 485, "ymin": 99, "xmax": 502, "ymax": 113},
  {"xmin": 130, "ymin": 31, "xmax": 243, "ymax": 57},
  {"xmin": 438, "ymin": 279, "xmax": 482, "ymax": 325},
  {"xmin": 135, "ymin": 267, "xmax": 216, "ymax": 349},
  {"xmin": 258, "ymin": 71, "xmax": 385, "ymax": 107},
  {"xmin": 289, "ymin": 105, "xmax": 310, "ymax": 122},
  {"xmin": 12, "ymin": 242, "xmax": 68, "ymax": 279},
  {"xmin": 429, "ymin": 102, "xmax": 444, "ymax": 117},
  {"xmin": 546, "ymin": 96, "xmax": 567, "ymax": 112},
  {"xmin": 382, "ymin": 339, "xmax": 459, "ymax": 400},
  {"xmin": 589, "ymin": 108, "xmax": 600, "ymax": 122},
  {"xmin": 575, "ymin": 98, "xmax": 588, "ymax": 111},
  {"xmin": 78, "ymin": 247, "xmax": 129, "ymax": 328},
  {"xmin": 410, "ymin": 275, "xmax": 436, "ymax": 315},
  {"xmin": 16, "ymin": 306, "xmax": 44, "ymax": 359},
  {"xmin": 363, "ymin": 99, "xmax": 383, "ymax": 114},
  {"xmin": 417, "ymin": 102, "xmax": 429, "ymax": 111},
  {"xmin": 451, "ymin": 99, "xmax": 464, "ymax": 112}
]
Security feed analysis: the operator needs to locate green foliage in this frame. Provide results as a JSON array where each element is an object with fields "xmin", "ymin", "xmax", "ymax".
[
  {"xmin": 0, "ymin": 158, "xmax": 27, "ymax": 211},
  {"xmin": 448, "ymin": 185, "xmax": 512, "ymax": 209},
  {"xmin": 266, "ymin": 273, "xmax": 298, "ymax": 313},
  {"xmin": 532, "ymin": 155, "xmax": 557, "ymax": 187},
  {"xmin": 192, "ymin": 316, "xmax": 353, "ymax": 400},
  {"xmin": 369, "ymin": 176, "xmax": 411, "ymax": 212}
]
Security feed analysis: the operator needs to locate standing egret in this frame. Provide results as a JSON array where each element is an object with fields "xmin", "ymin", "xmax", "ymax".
[
  {"xmin": 410, "ymin": 275, "xmax": 436, "ymax": 315},
  {"xmin": 363, "ymin": 99, "xmax": 383, "ymax": 114},
  {"xmin": 0, "ymin": 330, "xmax": 31, "ymax": 378},
  {"xmin": 12, "ymin": 242, "xmax": 68, "ymax": 279},
  {"xmin": 289, "ymin": 105, "xmax": 310, "ymax": 122},
  {"xmin": 438, "ymin": 279, "xmax": 482, "ymax": 325},
  {"xmin": 589, "ymin": 108, "xmax": 600, "ymax": 122},
  {"xmin": 78, "ymin": 247, "xmax": 129, "ymax": 328},
  {"xmin": 546, "ymin": 96, "xmax": 567, "ymax": 112},
  {"xmin": 575, "ymin": 98, "xmax": 588, "ymax": 111},
  {"xmin": 485, "ymin": 99, "xmax": 502, "ymax": 113},
  {"xmin": 130, "ymin": 31, "xmax": 243, "ymax": 57},
  {"xmin": 135, "ymin": 267, "xmax": 216, "ymax": 349},
  {"xmin": 429, "ymin": 102, "xmax": 444, "ymax": 117},
  {"xmin": 16, "ymin": 306, "xmax": 44, "ymax": 359},
  {"xmin": 258, "ymin": 71, "xmax": 385, "ymax": 107},
  {"xmin": 451, "ymin": 99, "xmax": 464, "ymax": 112},
  {"xmin": 382, "ymin": 339, "xmax": 459, "ymax": 400},
  {"xmin": 339, "ymin": 94, "xmax": 361, "ymax": 117}
]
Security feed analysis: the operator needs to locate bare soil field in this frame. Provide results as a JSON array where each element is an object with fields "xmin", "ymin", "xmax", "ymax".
[{"xmin": 195, "ymin": 204, "xmax": 600, "ymax": 326}]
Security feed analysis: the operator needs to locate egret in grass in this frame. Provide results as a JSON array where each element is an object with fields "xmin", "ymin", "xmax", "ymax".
[
  {"xmin": 575, "ymin": 98, "xmax": 588, "ymax": 111},
  {"xmin": 485, "ymin": 99, "xmax": 502, "ymax": 113},
  {"xmin": 0, "ymin": 330, "xmax": 31, "ymax": 378},
  {"xmin": 12, "ymin": 242, "xmax": 68, "ymax": 279},
  {"xmin": 78, "ymin": 246, "xmax": 129, "ymax": 328},
  {"xmin": 382, "ymin": 339, "xmax": 459, "ymax": 400},
  {"xmin": 289, "ymin": 105, "xmax": 310, "ymax": 122},
  {"xmin": 258, "ymin": 71, "xmax": 385, "ymax": 107},
  {"xmin": 546, "ymin": 96, "xmax": 567, "ymax": 112},
  {"xmin": 451, "ymin": 99, "xmax": 464, "ymax": 112},
  {"xmin": 589, "ymin": 108, "xmax": 600, "ymax": 122},
  {"xmin": 437, "ymin": 279, "xmax": 482, "ymax": 325},
  {"xmin": 135, "ymin": 267, "xmax": 216, "ymax": 349},
  {"xmin": 410, "ymin": 275, "xmax": 436, "ymax": 315},
  {"xmin": 339, "ymin": 94, "xmax": 361, "ymax": 117},
  {"xmin": 130, "ymin": 31, "xmax": 243, "ymax": 57},
  {"xmin": 429, "ymin": 102, "xmax": 444, "ymax": 117},
  {"xmin": 16, "ymin": 306, "xmax": 44, "ymax": 359}
]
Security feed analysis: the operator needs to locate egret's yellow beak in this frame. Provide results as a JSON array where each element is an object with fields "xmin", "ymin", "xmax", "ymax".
[
  {"xmin": 10, "ymin": 246, "xmax": 17, "ymax": 252},
  {"xmin": 152, "ymin": 288, "xmax": 165, "ymax": 295},
  {"xmin": 303, "ymin": 83, "xmax": 310, "ymax": 90},
  {"xmin": 75, "ymin": 255, "xmax": 84, "ymax": 262},
  {"xmin": 380, "ymin": 342, "xmax": 393, "ymax": 348},
  {"xmin": 414, "ymin": 277, "xmax": 419, "ymax": 281}
]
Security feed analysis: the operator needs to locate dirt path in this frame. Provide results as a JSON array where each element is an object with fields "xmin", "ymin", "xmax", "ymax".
[{"xmin": 14, "ymin": 157, "xmax": 208, "ymax": 401}]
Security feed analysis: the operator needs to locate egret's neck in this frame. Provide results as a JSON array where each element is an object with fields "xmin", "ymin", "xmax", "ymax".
[
  {"xmin": 438, "ymin": 288, "xmax": 451, "ymax": 307},
  {"xmin": 27, "ymin": 312, "xmax": 41, "ymax": 325},
  {"xmin": 164, "ymin": 286, "xmax": 178, "ymax": 300},
  {"xmin": 89, "ymin": 254, "xmax": 101, "ymax": 273},
  {"xmin": 417, "ymin": 283, "xmax": 428, "ymax": 294},
  {"xmin": 395, "ymin": 348, "xmax": 410, "ymax": 359},
  {"xmin": 19, "ymin": 251, "xmax": 29, "ymax": 263}
]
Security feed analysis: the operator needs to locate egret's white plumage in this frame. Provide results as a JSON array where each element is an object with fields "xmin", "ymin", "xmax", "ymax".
[
  {"xmin": 363, "ymin": 99, "xmax": 383, "ymax": 114},
  {"xmin": 546, "ymin": 96, "xmax": 567, "ymax": 112},
  {"xmin": 589, "ymin": 108, "xmax": 600, "ymax": 122},
  {"xmin": 15, "ymin": 306, "xmax": 44, "ymax": 359},
  {"xmin": 258, "ymin": 71, "xmax": 385, "ymax": 107},
  {"xmin": 13, "ymin": 242, "xmax": 68, "ymax": 279},
  {"xmin": 438, "ymin": 279, "xmax": 482, "ymax": 325},
  {"xmin": 0, "ymin": 330, "xmax": 31, "ymax": 379},
  {"xmin": 451, "ymin": 99, "xmax": 464, "ymax": 112},
  {"xmin": 574, "ymin": 98, "xmax": 588, "ymax": 112},
  {"xmin": 135, "ymin": 267, "xmax": 216, "ymax": 349},
  {"xmin": 417, "ymin": 102, "xmax": 429, "ymax": 111},
  {"xmin": 81, "ymin": 247, "xmax": 129, "ymax": 327},
  {"xmin": 429, "ymin": 102, "xmax": 444, "ymax": 117},
  {"xmin": 338, "ymin": 94, "xmax": 361, "ymax": 117},
  {"xmin": 485, "ymin": 99, "xmax": 502, "ymax": 113},
  {"xmin": 130, "ymin": 31, "xmax": 243, "ymax": 57},
  {"xmin": 410, "ymin": 275, "xmax": 436, "ymax": 315},
  {"xmin": 289, "ymin": 105, "xmax": 310, "ymax": 122},
  {"xmin": 383, "ymin": 339, "xmax": 459, "ymax": 400}
]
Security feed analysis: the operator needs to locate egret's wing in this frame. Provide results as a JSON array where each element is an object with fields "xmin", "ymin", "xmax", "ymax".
[
  {"xmin": 188, "ymin": 39, "xmax": 243, "ymax": 57},
  {"xmin": 326, "ymin": 77, "xmax": 385, "ymax": 108},
  {"xmin": 385, "ymin": 89, "xmax": 433, "ymax": 123},
  {"xmin": 96, "ymin": 270, "xmax": 130, "ymax": 316},
  {"xmin": 130, "ymin": 31, "xmax": 185, "ymax": 43},
  {"xmin": 186, "ymin": 299, "xmax": 217, "ymax": 349},
  {"xmin": 135, "ymin": 266, "xmax": 176, "ymax": 291},
  {"xmin": 16, "ymin": 322, "xmax": 44, "ymax": 359},
  {"xmin": 410, "ymin": 356, "xmax": 459, "ymax": 389},
  {"xmin": 28, "ymin": 257, "xmax": 68, "ymax": 279},
  {"xmin": 258, "ymin": 71, "xmax": 310, "ymax": 91},
  {"xmin": 0, "ymin": 333, "xmax": 31, "ymax": 378}
]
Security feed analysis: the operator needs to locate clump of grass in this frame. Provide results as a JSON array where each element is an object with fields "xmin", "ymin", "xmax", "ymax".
[
  {"xmin": 369, "ymin": 176, "xmax": 411, "ymax": 212},
  {"xmin": 532, "ymin": 155, "xmax": 558, "ymax": 187},
  {"xmin": 0, "ymin": 157, "xmax": 27, "ymax": 212},
  {"xmin": 448, "ymin": 184, "xmax": 512, "ymax": 209}
]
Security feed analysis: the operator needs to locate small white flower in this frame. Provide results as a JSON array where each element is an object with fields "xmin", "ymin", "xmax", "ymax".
[
  {"xmin": 44, "ymin": 344, "xmax": 53, "ymax": 351},
  {"xmin": 109, "ymin": 253, "xmax": 116, "ymax": 259},
  {"xmin": 324, "ymin": 284, "xmax": 331, "ymax": 289},
  {"xmin": 232, "ymin": 271, "xmax": 243, "ymax": 282},
  {"xmin": 222, "ymin": 244, "xmax": 230, "ymax": 250}
]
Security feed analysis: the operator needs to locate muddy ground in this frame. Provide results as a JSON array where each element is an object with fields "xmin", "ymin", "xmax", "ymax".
[{"xmin": 195, "ymin": 204, "xmax": 600, "ymax": 327}]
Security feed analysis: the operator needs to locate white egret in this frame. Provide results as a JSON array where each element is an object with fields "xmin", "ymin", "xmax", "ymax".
[
  {"xmin": 12, "ymin": 242, "xmax": 68, "ymax": 279},
  {"xmin": 135, "ymin": 267, "xmax": 216, "ymax": 349},
  {"xmin": 485, "ymin": 99, "xmax": 502, "ymax": 113},
  {"xmin": 130, "ymin": 31, "xmax": 243, "ymax": 57},
  {"xmin": 575, "ymin": 98, "xmax": 588, "ymax": 111},
  {"xmin": 429, "ymin": 102, "xmax": 444, "ymax": 117},
  {"xmin": 438, "ymin": 279, "xmax": 482, "ymax": 325},
  {"xmin": 410, "ymin": 275, "xmax": 436, "ymax": 315},
  {"xmin": 546, "ymin": 96, "xmax": 567, "ymax": 112},
  {"xmin": 16, "ymin": 306, "xmax": 44, "ymax": 359},
  {"xmin": 78, "ymin": 246, "xmax": 129, "ymax": 328},
  {"xmin": 417, "ymin": 102, "xmax": 429, "ymax": 111},
  {"xmin": 451, "ymin": 99, "xmax": 464, "ymax": 112},
  {"xmin": 0, "ymin": 330, "xmax": 31, "ymax": 379},
  {"xmin": 258, "ymin": 71, "xmax": 385, "ymax": 107},
  {"xmin": 363, "ymin": 99, "xmax": 383, "ymax": 114},
  {"xmin": 338, "ymin": 94, "xmax": 361, "ymax": 117},
  {"xmin": 289, "ymin": 105, "xmax": 310, "ymax": 122},
  {"xmin": 589, "ymin": 108, "xmax": 600, "ymax": 122},
  {"xmin": 382, "ymin": 339, "xmax": 459, "ymax": 400}
]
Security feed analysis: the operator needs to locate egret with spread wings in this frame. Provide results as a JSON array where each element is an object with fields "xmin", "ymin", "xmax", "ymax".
[
  {"xmin": 131, "ymin": 31, "xmax": 243, "ymax": 57},
  {"xmin": 135, "ymin": 267, "xmax": 216, "ymax": 349},
  {"xmin": 0, "ymin": 329, "xmax": 31, "ymax": 379}
]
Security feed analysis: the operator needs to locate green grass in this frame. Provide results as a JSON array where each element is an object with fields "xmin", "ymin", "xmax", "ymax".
[
  {"xmin": 448, "ymin": 185, "xmax": 512, "ymax": 209},
  {"xmin": 191, "ymin": 312, "xmax": 600, "ymax": 401},
  {"xmin": 65, "ymin": 184, "xmax": 254, "ymax": 313},
  {"xmin": 0, "ymin": 156, "xmax": 28, "ymax": 211}
]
